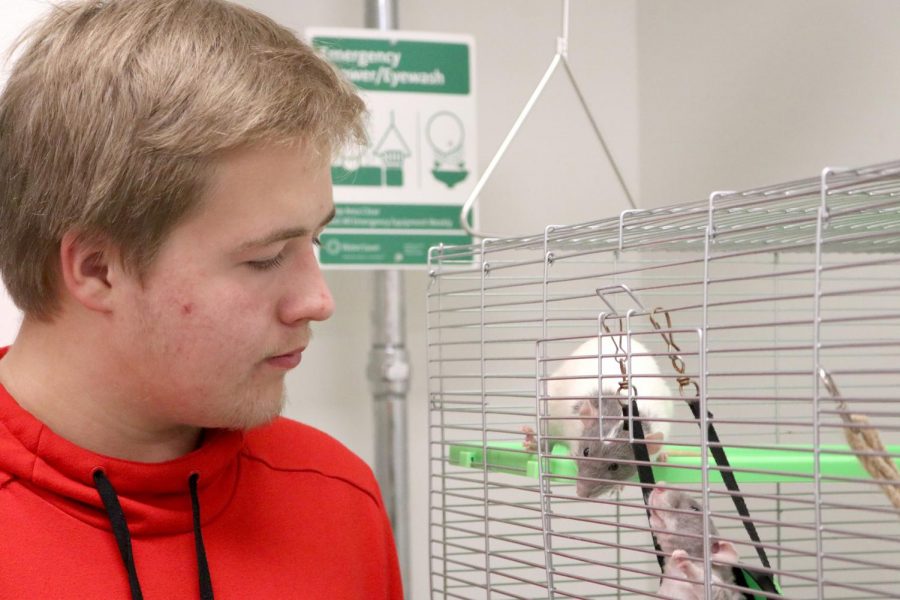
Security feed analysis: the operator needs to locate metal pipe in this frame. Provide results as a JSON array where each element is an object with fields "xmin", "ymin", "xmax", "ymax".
[
  {"xmin": 364, "ymin": 1, "xmax": 408, "ymax": 594},
  {"xmin": 368, "ymin": 270, "xmax": 410, "ymax": 592},
  {"xmin": 366, "ymin": 0, "xmax": 397, "ymax": 30}
]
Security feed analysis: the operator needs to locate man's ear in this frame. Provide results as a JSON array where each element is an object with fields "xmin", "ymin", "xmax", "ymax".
[{"xmin": 59, "ymin": 230, "xmax": 120, "ymax": 313}]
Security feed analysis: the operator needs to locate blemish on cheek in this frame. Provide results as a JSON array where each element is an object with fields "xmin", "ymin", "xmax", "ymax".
[{"xmin": 181, "ymin": 303, "xmax": 194, "ymax": 316}]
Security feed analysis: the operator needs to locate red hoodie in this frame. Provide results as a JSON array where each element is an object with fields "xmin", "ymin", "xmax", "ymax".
[{"xmin": 0, "ymin": 349, "xmax": 403, "ymax": 599}]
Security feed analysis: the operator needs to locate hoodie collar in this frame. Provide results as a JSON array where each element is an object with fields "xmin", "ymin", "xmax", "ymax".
[{"xmin": 0, "ymin": 346, "xmax": 243, "ymax": 535}]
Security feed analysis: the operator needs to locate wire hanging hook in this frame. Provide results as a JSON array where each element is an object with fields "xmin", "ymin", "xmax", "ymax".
[
  {"xmin": 460, "ymin": 0, "xmax": 637, "ymax": 239},
  {"xmin": 559, "ymin": 0, "xmax": 570, "ymax": 56}
]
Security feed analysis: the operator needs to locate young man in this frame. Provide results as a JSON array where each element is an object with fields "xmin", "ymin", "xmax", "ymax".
[{"xmin": 0, "ymin": 1, "xmax": 403, "ymax": 598}]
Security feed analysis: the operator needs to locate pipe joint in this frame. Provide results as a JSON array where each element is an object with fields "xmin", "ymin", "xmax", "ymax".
[{"xmin": 367, "ymin": 345, "xmax": 411, "ymax": 398}]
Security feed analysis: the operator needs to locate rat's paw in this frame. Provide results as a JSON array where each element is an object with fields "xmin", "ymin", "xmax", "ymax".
[
  {"xmin": 671, "ymin": 549, "xmax": 689, "ymax": 562},
  {"xmin": 521, "ymin": 425, "xmax": 537, "ymax": 451},
  {"xmin": 675, "ymin": 553, "xmax": 706, "ymax": 582},
  {"xmin": 665, "ymin": 550, "xmax": 693, "ymax": 578}
]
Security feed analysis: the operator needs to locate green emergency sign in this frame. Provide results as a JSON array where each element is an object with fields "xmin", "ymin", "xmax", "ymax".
[{"xmin": 308, "ymin": 28, "xmax": 476, "ymax": 267}]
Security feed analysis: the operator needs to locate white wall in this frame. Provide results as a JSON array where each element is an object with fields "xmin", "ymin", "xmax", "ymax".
[
  {"xmin": 5, "ymin": 2, "xmax": 900, "ymax": 599},
  {"xmin": 0, "ymin": 286, "xmax": 19, "ymax": 347},
  {"xmin": 637, "ymin": 0, "xmax": 900, "ymax": 206},
  {"xmin": 0, "ymin": 0, "xmax": 49, "ymax": 82}
]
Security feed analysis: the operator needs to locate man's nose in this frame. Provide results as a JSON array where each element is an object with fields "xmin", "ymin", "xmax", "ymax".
[{"xmin": 279, "ymin": 247, "xmax": 335, "ymax": 325}]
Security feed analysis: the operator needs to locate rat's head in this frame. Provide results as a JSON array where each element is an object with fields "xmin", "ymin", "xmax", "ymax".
[
  {"xmin": 660, "ymin": 548, "xmax": 740, "ymax": 600},
  {"xmin": 574, "ymin": 399, "xmax": 635, "ymax": 498},
  {"xmin": 574, "ymin": 430, "xmax": 636, "ymax": 497},
  {"xmin": 648, "ymin": 485, "xmax": 721, "ymax": 556}
]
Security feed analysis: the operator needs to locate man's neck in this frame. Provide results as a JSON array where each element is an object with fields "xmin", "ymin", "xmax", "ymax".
[{"xmin": 0, "ymin": 319, "xmax": 202, "ymax": 462}]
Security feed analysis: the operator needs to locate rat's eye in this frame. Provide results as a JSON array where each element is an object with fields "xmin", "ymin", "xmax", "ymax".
[
  {"xmin": 609, "ymin": 464, "xmax": 619, "ymax": 472},
  {"xmin": 582, "ymin": 447, "xmax": 591, "ymax": 457},
  {"xmin": 689, "ymin": 505, "xmax": 701, "ymax": 511}
]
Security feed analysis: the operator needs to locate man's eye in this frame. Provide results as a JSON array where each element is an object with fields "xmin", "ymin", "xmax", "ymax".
[
  {"xmin": 313, "ymin": 236, "xmax": 323, "ymax": 248},
  {"xmin": 247, "ymin": 254, "xmax": 285, "ymax": 271}
]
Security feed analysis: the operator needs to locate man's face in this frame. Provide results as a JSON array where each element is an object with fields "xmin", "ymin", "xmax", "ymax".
[{"xmin": 113, "ymin": 141, "xmax": 335, "ymax": 431}]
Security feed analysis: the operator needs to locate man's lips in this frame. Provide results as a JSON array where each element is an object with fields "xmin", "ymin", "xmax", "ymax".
[{"xmin": 266, "ymin": 347, "xmax": 305, "ymax": 369}]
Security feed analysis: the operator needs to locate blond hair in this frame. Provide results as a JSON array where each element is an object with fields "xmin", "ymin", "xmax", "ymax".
[{"xmin": 0, "ymin": 0, "xmax": 365, "ymax": 319}]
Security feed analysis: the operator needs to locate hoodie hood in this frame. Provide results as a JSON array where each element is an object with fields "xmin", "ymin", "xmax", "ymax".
[{"xmin": 0, "ymin": 347, "xmax": 243, "ymax": 537}]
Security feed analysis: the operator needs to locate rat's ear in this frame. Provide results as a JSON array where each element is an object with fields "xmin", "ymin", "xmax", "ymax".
[
  {"xmin": 711, "ymin": 540, "xmax": 739, "ymax": 564},
  {"xmin": 604, "ymin": 419, "xmax": 625, "ymax": 442},
  {"xmin": 579, "ymin": 399, "xmax": 598, "ymax": 426},
  {"xmin": 645, "ymin": 431, "xmax": 665, "ymax": 455},
  {"xmin": 59, "ymin": 230, "xmax": 121, "ymax": 313}
]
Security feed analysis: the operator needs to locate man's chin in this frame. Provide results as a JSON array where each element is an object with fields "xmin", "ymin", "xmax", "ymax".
[
  {"xmin": 219, "ymin": 386, "xmax": 286, "ymax": 431},
  {"xmin": 223, "ymin": 410, "xmax": 280, "ymax": 432}
]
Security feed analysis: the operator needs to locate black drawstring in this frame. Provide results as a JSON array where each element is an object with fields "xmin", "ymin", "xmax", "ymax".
[
  {"xmin": 93, "ymin": 469, "xmax": 144, "ymax": 600},
  {"xmin": 93, "ymin": 469, "xmax": 215, "ymax": 600},
  {"xmin": 189, "ymin": 472, "xmax": 215, "ymax": 600}
]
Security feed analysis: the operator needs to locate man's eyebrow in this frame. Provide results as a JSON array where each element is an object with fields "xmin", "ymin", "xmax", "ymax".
[{"xmin": 236, "ymin": 206, "xmax": 337, "ymax": 252}]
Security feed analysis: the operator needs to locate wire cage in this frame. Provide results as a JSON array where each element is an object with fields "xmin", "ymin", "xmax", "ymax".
[{"xmin": 427, "ymin": 160, "xmax": 900, "ymax": 599}]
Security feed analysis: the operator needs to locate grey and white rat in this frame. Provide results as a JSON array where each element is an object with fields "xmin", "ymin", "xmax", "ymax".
[
  {"xmin": 554, "ymin": 335, "xmax": 672, "ymax": 497},
  {"xmin": 648, "ymin": 484, "xmax": 742, "ymax": 600},
  {"xmin": 525, "ymin": 336, "xmax": 673, "ymax": 472}
]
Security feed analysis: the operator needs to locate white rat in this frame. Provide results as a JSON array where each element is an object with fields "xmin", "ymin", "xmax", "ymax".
[
  {"xmin": 528, "ymin": 335, "xmax": 674, "ymax": 497},
  {"xmin": 649, "ymin": 484, "xmax": 742, "ymax": 600}
]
